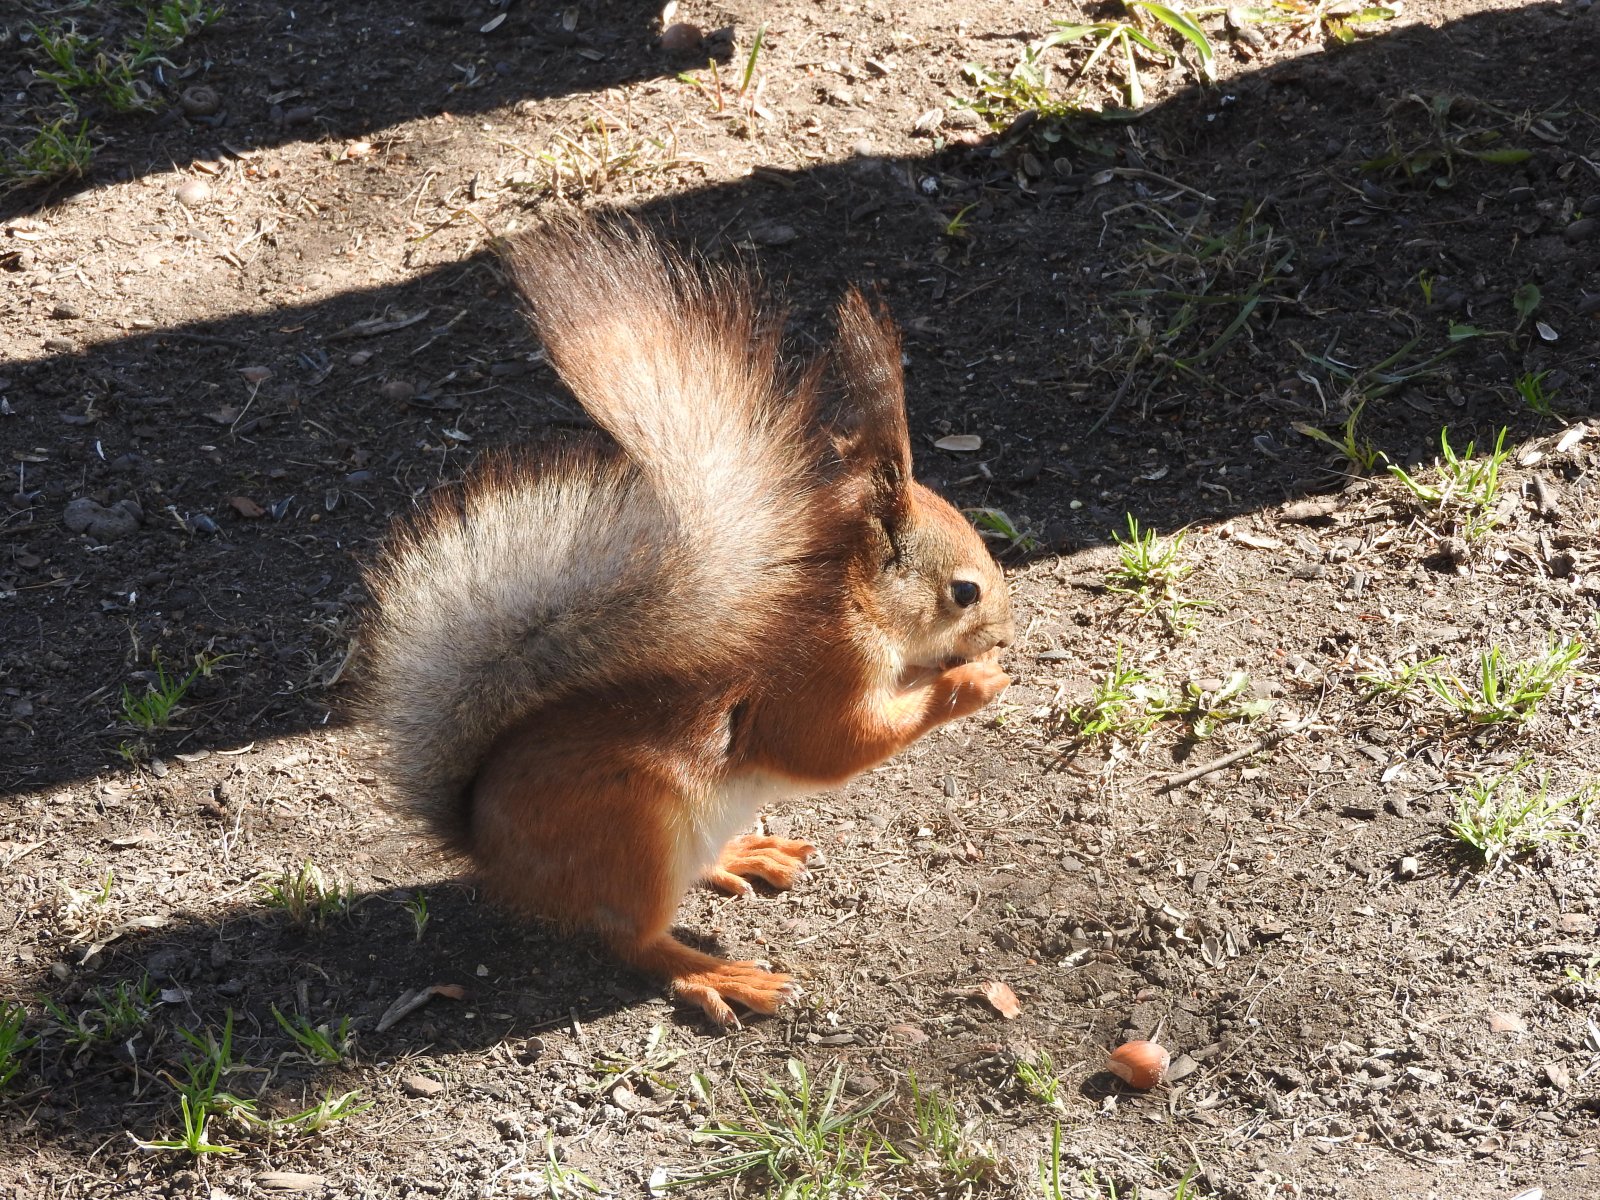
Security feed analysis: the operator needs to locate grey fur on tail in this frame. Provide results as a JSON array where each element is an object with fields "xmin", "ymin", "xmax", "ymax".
[{"xmin": 359, "ymin": 217, "xmax": 827, "ymax": 848}]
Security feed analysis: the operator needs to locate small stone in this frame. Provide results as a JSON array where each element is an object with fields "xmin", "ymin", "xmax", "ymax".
[
  {"xmin": 1563, "ymin": 218, "xmax": 1596, "ymax": 243},
  {"xmin": 180, "ymin": 86, "xmax": 220, "ymax": 117},
  {"xmin": 659, "ymin": 22, "xmax": 703, "ymax": 52},
  {"xmin": 43, "ymin": 335, "xmax": 74, "ymax": 352},
  {"xmin": 380, "ymin": 379, "xmax": 416, "ymax": 403},
  {"xmin": 175, "ymin": 179, "xmax": 210, "ymax": 207},
  {"xmin": 403, "ymin": 1074, "xmax": 446, "ymax": 1098},
  {"xmin": 63, "ymin": 497, "xmax": 141, "ymax": 541},
  {"xmin": 284, "ymin": 105, "xmax": 317, "ymax": 127},
  {"xmin": 1395, "ymin": 856, "xmax": 1419, "ymax": 881},
  {"xmin": 50, "ymin": 302, "xmax": 81, "ymax": 319},
  {"xmin": 745, "ymin": 222, "xmax": 798, "ymax": 247}
]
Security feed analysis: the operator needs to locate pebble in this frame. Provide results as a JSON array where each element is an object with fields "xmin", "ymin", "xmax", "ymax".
[
  {"xmin": 659, "ymin": 22, "xmax": 703, "ymax": 52},
  {"xmin": 63, "ymin": 497, "xmax": 142, "ymax": 541},
  {"xmin": 1563, "ymin": 218, "xmax": 1596, "ymax": 243},
  {"xmin": 403, "ymin": 1074, "xmax": 446, "ymax": 1098},
  {"xmin": 1395, "ymin": 856, "xmax": 1419, "ymax": 881},
  {"xmin": 745, "ymin": 221, "xmax": 798, "ymax": 247},
  {"xmin": 175, "ymin": 178, "xmax": 210, "ymax": 207},
  {"xmin": 50, "ymin": 302, "xmax": 81, "ymax": 319},
  {"xmin": 180, "ymin": 86, "xmax": 220, "ymax": 117}
]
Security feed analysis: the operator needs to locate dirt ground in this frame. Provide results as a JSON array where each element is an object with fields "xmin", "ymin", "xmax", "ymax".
[{"xmin": 2, "ymin": 0, "xmax": 1599, "ymax": 1196}]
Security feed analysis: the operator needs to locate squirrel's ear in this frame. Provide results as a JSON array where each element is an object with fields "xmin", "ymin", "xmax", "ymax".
[{"xmin": 830, "ymin": 289, "xmax": 913, "ymax": 543}]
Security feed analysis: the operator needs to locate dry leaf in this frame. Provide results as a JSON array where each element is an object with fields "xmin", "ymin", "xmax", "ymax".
[
  {"xmin": 981, "ymin": 980, "xmax": 1021, "ymax": 1019},
  {"xmin": 229, "ymin": 496, "xmax": 266, "ymax": 519}
]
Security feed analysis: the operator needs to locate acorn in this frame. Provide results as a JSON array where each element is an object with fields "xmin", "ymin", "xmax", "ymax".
[{"xmin": 1106, "ymin": 1040, "xmax": 1170, "ymax": 1089}]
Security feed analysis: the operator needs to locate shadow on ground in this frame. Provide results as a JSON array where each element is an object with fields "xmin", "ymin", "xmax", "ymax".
[{"xmin": 2, "ymin": 0, "xmax": 1598, "ymax": 1162}]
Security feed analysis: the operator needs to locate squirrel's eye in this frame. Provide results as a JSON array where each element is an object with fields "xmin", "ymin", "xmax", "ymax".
[{"xmin": 951, "ymin": 580, "xmax": 981, "ymax": 608}]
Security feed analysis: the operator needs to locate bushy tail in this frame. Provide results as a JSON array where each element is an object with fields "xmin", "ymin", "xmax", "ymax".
[
  {"xmin": 500, "ymin": 216, "xmax": 821, "ymax": 556},
  {"xmin": 360, "ymin": 217, "xmax": 825, "ymax": 846}
]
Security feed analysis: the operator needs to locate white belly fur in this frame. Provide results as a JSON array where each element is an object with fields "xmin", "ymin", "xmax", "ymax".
[{"xmin": 675, "ymin": 771, "xmax": 808, "ymax": 892}]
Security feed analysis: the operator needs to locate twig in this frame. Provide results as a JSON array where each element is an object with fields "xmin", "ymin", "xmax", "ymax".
[{"xmin": 1158, "ymin": 717, "xmax": 1315, "ymax": 791}]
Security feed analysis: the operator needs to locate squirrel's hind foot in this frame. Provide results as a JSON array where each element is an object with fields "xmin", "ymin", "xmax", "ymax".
[
  {"xmin": 705, "ymin": 834, "xmax": 816, "ymax": 896},
  {"xmin": 617, "ymin": 932, "xmax": 800, "ymax": 1030}
]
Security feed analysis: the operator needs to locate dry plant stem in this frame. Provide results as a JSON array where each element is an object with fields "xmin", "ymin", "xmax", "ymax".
[{"xmin": 1158, "ymin": 717, "xmax": 1316, "ymax": 791}]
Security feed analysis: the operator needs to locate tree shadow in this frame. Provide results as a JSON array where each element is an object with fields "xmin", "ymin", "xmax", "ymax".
[{"xmin": 2, "ymin": 0, "xmax": 719, "ymax": 218}]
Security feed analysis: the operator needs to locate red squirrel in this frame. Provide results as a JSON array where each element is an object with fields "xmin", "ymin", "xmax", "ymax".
[{"xmin": 361, "ymin": 216, "xmax": 1014, "ymax": 1028}]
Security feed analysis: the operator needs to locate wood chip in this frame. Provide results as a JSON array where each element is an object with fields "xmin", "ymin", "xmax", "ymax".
[
  {"xmin": 1487, "ymin": 1010, "xmax": 1526, "ymax": 1034},
  {"xmin": 1281, "ymin": 498, "xmax": 1340, "ymax": 522},
  {"xmin": 256, "ymin": 1173, "xmax": 327, "ymax": 1193},
  {"xmin": 1556, "ymin": 426, "xmax": 1586, "ymax": 454},
  {"xmin": 1232, "ymin": 530, "xmax": 1283, "ymax": 550}
]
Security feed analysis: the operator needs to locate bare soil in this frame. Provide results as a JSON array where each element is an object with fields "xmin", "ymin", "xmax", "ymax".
[{"xmin": 2, "ymin": 1, "xmax": 1598, "ymax": 1197}]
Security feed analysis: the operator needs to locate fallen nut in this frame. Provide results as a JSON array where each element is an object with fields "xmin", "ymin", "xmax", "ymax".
[
  {"xmin": 1107, "ymin": 1040, "xmax": 1170, "ymax": 1089},
  {"xmin": 660, "ymin": 22, "xmax": 703, "ymax": 52}
]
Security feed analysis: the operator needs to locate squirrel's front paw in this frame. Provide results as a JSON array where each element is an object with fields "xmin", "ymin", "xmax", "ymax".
[{"xmin": 938, "ymin": 660, "xmax": 1011, "ymax": 719}]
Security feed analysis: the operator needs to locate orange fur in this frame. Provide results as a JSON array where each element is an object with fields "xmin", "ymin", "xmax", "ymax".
[{"xmin": 362, "ymin": 216, "xmax": 1014, "ymax": 1028}]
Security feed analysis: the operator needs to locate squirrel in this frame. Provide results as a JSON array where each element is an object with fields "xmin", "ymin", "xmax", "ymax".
[{"xmin": 360, "ymin": 216, "xmax": 1015, "ymax": 1028}]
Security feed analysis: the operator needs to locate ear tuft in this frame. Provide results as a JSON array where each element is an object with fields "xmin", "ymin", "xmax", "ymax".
[{"xmin": 831, "ymin": 289, "xmax": 913, "ymax": 539}]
